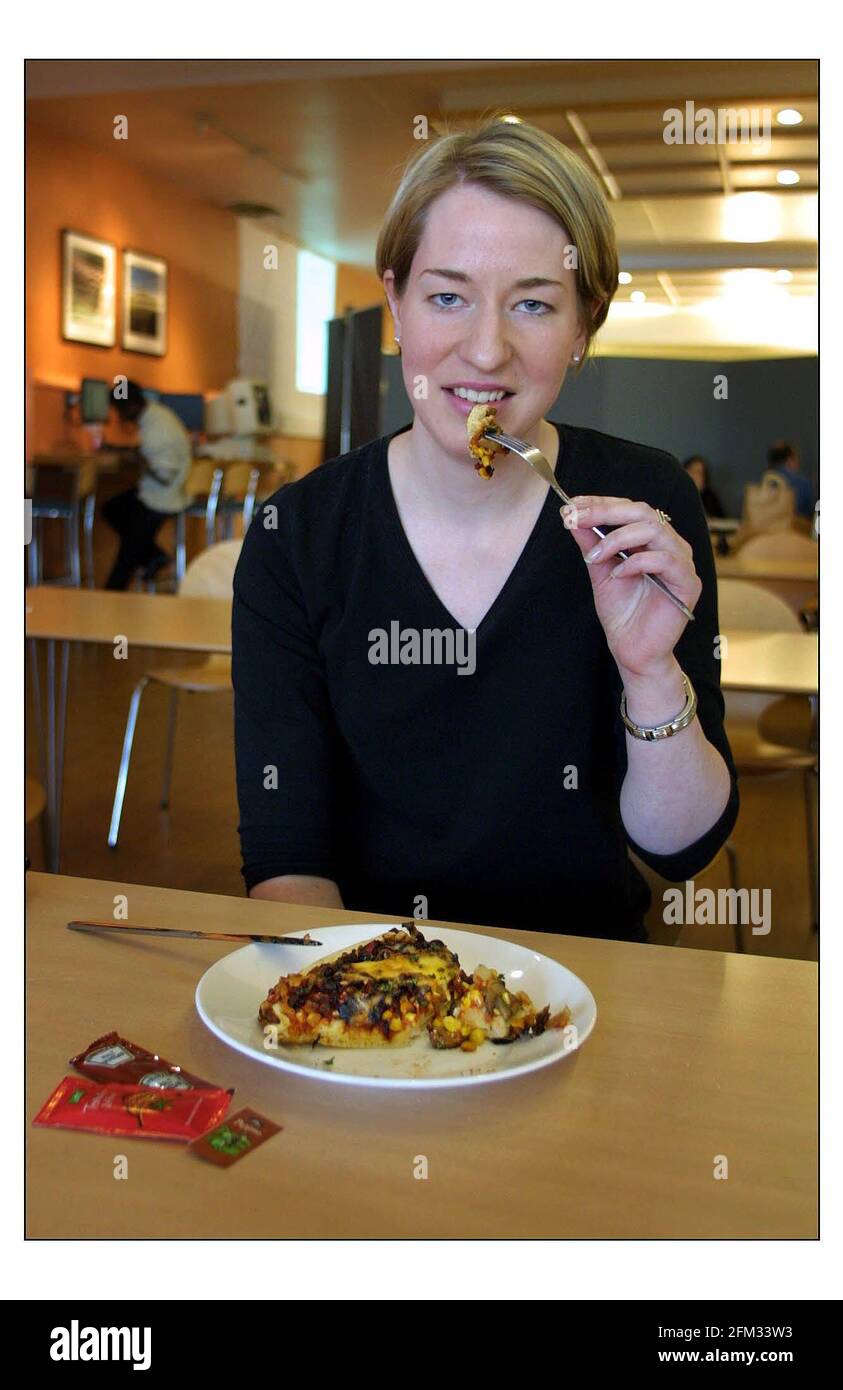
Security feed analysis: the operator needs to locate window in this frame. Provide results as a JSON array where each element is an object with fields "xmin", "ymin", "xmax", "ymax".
[{"xmin": 295, "ymin": 249, "xmax": 336, "ymax": 395}]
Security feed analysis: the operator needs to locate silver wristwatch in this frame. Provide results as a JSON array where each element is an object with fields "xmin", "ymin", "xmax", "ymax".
[{"xmin": 620, "ymin": 672, "xmax": 698, "ymax": 741}]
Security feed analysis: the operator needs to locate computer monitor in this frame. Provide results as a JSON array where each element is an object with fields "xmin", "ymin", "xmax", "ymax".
[{"xmin": 80, "ymin": 378, "xmax": 111, "ymax": 424}]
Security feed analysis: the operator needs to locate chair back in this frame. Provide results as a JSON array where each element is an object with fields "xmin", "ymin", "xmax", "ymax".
[
  {"xmin": 179, "ymin": 539, "xmax": 242, "ymax": 599},
  {"xmin": 717, "ymin": 578, "xmax": 802, "ymax": 633},
  {"xmin": 184, "ymin": 459, "xmax": 222, "ymax": 502},
  {"xmin": 221, "ymin": 461, "xmax": 259, "ymax": 501},
  {"xmin": 734, "ymin": 531, "xmax": 818, "ymax": 568}
]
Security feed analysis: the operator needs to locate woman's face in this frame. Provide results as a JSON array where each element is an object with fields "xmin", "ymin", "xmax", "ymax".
[{"xmin": 383, "ymin": 183, "xmax": 588, "ymax": 460}]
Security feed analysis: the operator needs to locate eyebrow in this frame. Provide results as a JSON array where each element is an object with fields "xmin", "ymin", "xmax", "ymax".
[{"xmin": 420, "ymin": 268, "xmax": 564, "ymax": 290}]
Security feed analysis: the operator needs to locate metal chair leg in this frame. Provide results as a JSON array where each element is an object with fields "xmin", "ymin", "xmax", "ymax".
[
  {"xmin": 27, "ymin": 524, "xmax": 39, "ymax": 586},
  {"xmin": 107, "ymin": 676, "xmax": 151, "ymax": 848},
  {"xmin": 724, "ymin": 839, "xmax": 744, "ymax": 953},
  {"xmin": 804, "ymin": 768, "xmax": 818, "ymax": 933},
  {"xmin": 69, "ymin": 504, "xmax": 82, "ymax": 587},
  {"xmin": 175, "ymin": 512, "xmax": 186, "ymax": 586},
  {"xmin": 83, "ymin": 495, "xmax": 95, "ymax": 587},
  {"xmin": 161, "ymin": 689, "xmax": 179, "ymax": 807}
]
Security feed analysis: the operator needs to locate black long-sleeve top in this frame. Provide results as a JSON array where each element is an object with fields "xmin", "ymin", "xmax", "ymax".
[{"xmin": 232, "ymin": 421, "xmax": 739, "ymax": 941}]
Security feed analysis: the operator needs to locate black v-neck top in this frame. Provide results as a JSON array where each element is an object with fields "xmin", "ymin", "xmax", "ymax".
[{"xmin": 232, "ymin": 421, "xmax": 738, "ymax": 941}]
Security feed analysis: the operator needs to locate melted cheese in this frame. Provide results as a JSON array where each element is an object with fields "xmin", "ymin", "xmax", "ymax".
[{"xmin": 347, "ymin": 953, "xmax": 454, "ymax": 983}]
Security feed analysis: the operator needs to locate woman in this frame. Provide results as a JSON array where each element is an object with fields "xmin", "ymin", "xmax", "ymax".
[
  {"xmin": 683, "ymin": 455, "xmax": 726, "ymax": 519},
  {"xmin": 232, "ymin": 117, "xmax": 738, "ymax": 942}
]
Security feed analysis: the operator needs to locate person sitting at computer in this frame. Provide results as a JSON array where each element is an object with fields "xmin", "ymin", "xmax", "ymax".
[{"xmin": 103, "ymin": 381, "xmax": 191, "ymax": 590}]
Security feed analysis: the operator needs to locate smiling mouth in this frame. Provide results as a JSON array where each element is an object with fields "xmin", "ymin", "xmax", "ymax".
[{"xmin": 444, "ymin": 386, "xmax": 514, "ymax": 404}]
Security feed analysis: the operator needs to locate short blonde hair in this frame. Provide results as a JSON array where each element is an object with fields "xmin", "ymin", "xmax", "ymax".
[{"xmin": 376, "ymin": 114, "xmax": 619, "ymax": 366}]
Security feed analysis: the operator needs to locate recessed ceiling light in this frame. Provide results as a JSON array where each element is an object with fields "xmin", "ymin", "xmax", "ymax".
[
  {"xmin": 776, "ymin": 170, "xmax": 801, "ymax": 186},
  {"xmin": 776, "ymin": 109, "xmax": 804, "ymax": 126},
  {"xmin": 774, "ymin": 269, "xmax": 793, "ymax": 283},
  {"xmin": 630, "ymin": 290, "xmax": 646, "ymax": 303},
  {"xmin": 618, "ymin": 271, "xmax": 632, "ymax": 285}
]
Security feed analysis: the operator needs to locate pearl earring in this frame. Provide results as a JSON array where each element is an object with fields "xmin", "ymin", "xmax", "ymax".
[
  {"xmin": 572, "ymin": 353, "xmax": 581, "ymax": 363},
  {"xmin": 394, "ymin": 334, "xmax": 401, "ymax": 345}
]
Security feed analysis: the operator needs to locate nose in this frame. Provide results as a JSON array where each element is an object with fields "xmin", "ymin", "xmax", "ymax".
[{"xmin": 459, "ymin": 305, "xmax": 512, "ymax": 372}]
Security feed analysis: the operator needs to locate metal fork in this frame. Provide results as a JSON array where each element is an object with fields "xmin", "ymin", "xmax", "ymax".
[{"xmin": 483, "ymin": 430, "xmax": 695, "ymax": 622}]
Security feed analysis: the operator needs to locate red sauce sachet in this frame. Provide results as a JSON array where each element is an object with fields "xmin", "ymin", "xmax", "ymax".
[
  {"xmin": 33, "ymin": 1077, "xmax": 232, "ymax": 1141},
  {"xmin": 70, "ymin": 1031, "xmax": 218, "ymax": 1091}
]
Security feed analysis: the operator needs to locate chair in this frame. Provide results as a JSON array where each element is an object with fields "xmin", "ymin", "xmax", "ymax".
[
  {"xmin": 717, "ymin": 578, "xmax": 817, "ymax": 932},
  {"xmin": 107, "ymin": 540, "xmax": 241, "ymax": 848},
  {"xmin": 215, "ymin": 460, "xmax": 261, "ymax": 539},
  {"xmin": 27, "ymin": 461, "xmax": 97, "ymax": 587},
  {"xmin": 733, "ymin": 531, "xmax": 818, "ymax": 568},
  {"xmin": 174, "ymin": 461, "xmax": 224, "ymax": 583}
]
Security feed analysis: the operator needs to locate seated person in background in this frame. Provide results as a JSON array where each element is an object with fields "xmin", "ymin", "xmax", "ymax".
[
  {"xmin": 766, "ymin": 439, "xmax": 814, "ymax": 520},
  {"xmin": 103, "ymin": 381, "xmax": 191, "ymax": 590},
  {"xmin": 683, "ymin": 455, "xmax": 726, "ymax": 519}
]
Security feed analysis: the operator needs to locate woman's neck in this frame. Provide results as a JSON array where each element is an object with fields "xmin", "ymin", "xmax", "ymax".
[{"xmin": 389, "ymin": 414, "xmax": 559, "ymax": 524}]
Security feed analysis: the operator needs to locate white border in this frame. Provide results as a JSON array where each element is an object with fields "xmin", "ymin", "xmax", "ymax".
[{"xmin": 6, "ymin": 5, "xmax": 837, "ymax": 1305}]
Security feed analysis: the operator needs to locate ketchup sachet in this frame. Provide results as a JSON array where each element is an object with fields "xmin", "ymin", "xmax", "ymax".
[
  {"xmin": 70, "ymin": 1031, "xmax": 217, "ymax": 1091},
  {"xmin": 33, "ymin": 1076, "xmax": 232, "ymax": 1141}
]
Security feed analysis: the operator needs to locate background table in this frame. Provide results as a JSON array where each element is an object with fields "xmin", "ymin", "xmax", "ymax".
[
  {"xmin": 26, "ymin": 872, "xmax": 817, "ymax": 1239},
  {"xmin": 720, "ymin": 630, "xmax": 818, "ymax": 697},
  {"xmin": 26, "ymin": 588, "xmax": 232, "ymax": 871}
]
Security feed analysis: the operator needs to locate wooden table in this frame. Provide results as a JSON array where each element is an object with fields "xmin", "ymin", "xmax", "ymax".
[
  {"xmin": 26, "ymin": 588, "xmax": 231, "ymax": 872},
  {"xmin": 29, "ymin": 451, "xmax": 123, "ymax": 473},
  {"xmin": 720, "ymin": 630, "xmax": 818, "ymax": 697},
  {"xmin": 25, "ymin": 872, "xmax": 817, "ymax": 1239}
]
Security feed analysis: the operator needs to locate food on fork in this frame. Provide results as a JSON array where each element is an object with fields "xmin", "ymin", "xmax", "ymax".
[
  {"xmin": 466, "ymin": 402, "xmax": 507, "ymax": 479},
  {"xmin": 259, "ymin": 924, "xmax": 569, "ymax": 1053}
]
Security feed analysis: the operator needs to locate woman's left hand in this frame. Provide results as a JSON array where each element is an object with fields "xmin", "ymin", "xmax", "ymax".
[{"xmin": 562, "ymin": 495, "xmax": 702, "ymax": 679}]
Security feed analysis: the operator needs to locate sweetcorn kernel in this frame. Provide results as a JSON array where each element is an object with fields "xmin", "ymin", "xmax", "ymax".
[
  {"xmin": 442, "ymin": 1016, "xmax": 460, "ymax": 1033},
  {"xmin": 389, "ymin": 1017, "xmax": 402, "ymax": 1033},
  {"xmin": 470, "ymin": 1028, "xmax": 486, "ymax": 1046}
]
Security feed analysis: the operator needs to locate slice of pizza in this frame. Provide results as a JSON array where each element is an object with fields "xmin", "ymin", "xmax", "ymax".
[
  {"xmin": 428, "ymin": 964, "xmax": 569, "ymax": 1052},
  {"xmin": 466, "ymin": 402, "xmax": 507, "ymax": 479},
  {"xmin": 259, "ymin": 925, "xmax": 468, "ymax": 1049}
]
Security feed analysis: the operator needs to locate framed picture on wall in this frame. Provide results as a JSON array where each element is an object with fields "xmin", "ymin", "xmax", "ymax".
[
  {"xmin": 122, "ymin": 249, "xmax": 168, "ymax": 356},
  {"xmin": 61, "ymin": 229, "xmax": 116, "ymax": 347}
]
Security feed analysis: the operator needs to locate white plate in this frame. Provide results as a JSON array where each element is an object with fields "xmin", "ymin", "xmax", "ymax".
[{"xmin": 196, "ymin": 924, "xmax": 596, "ymax": 1090}]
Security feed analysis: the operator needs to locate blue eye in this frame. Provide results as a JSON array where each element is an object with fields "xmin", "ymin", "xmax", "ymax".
[
  {"xmin": 430, "ymin": 292, "xmax": 463, "ymax": 308},
  {"xmin": 517, "ymin": 299, "xmax": 552, "ymax": 314}
]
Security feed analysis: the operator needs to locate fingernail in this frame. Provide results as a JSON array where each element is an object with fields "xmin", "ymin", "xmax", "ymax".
[
  {"xmin": 585, "ymin": 543, "xmax": 603, "ymax": 563},
  {"xmin": 561, "ymin": 503, "xmax": 574, "ymax": 518}
]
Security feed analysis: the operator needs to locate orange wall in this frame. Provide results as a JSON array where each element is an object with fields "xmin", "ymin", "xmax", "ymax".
[
  {"xmin": 27, "ymin": 121, "xmax": 240, "ymax": 454},
  {"xmin": 335, "ymin": 263, "xmax": 394, "ymax": 353}
]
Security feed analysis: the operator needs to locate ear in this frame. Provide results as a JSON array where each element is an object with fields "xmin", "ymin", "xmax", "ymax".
[{"xmin": 382, "ymin": 270, "xmax": 401, "ymax": 340}]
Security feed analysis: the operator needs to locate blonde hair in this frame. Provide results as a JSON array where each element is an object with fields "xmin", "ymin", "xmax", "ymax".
[{"xmin": 375, "ymin": 114, "xmax": 619, "ymax": 367}]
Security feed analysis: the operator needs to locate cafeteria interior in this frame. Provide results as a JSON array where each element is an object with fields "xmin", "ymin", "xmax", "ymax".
[{"xmin": 20, "ymin": 47, "xmax": 826, "ymax": 1273}]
